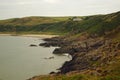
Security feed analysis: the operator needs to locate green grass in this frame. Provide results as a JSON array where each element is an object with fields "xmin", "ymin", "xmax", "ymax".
[
  {"xmin": 0, "ymin": 11, "xmax": 120, "ymax": 36},
  {"xmin": 33, "ymin": 74, "xmax": 85, "ymax": 80},
  {"xmin": 100, "ymin": 76, "xmax": 120, "ymax": 80}
]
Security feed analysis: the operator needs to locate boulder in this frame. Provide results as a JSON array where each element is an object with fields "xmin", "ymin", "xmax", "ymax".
[{"xmin": 29, "ymin": 44, "xmax": 37, "ymax": 47}]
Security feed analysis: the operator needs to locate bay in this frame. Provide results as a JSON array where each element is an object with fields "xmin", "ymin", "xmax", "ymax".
[{"xmin": 0, "ymin": 36, "xmax": 70, "ymax": 80}]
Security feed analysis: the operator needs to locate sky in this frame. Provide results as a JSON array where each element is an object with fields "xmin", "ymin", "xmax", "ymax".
[{"xmin": 0, "ymin": 0, "xmax": 120, "ymax": 20}]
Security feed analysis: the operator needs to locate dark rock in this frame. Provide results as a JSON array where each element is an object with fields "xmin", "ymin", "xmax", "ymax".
[
  {"xmin": 91, "ymin": 55, "xmax": 101, "ymax": 61},
  {"xmin": 118, "ymin": 43, "xmax": 120, "ymax": 49},
  {"xmin": 50, "ymin": 71, "xmax": 56, "ymax": 74},
  {"xmin": 29, "ymin": 44, "xmax": 37, "ymax": 47},
  {"xmin": 40, "ymin": 37, "xmax": 71, "ymax": 48},
  {"xmin": 59, "ymin": 53, "xmax": 92, "ymax": 74},
  {"xmin": 39, "ymin": 43, "xmax": 51, "ymax": 47},
  {"xmin": 53, "ymin": 48, "xmax": 61, "ymax": 54},
  {"xmin": 53, "ymin": 48, "xmax": 68, "ymax": 54},
  {"xmin": 49, "ymin": 56, "xmax": 54, "ymax": 59},
  {"xmin": 97, "ymin": 69, "xmax": 102, "ymax": 73},
  {"xmin": 90, "ymin": 40, "xmax": 104, "ymax": 49}
]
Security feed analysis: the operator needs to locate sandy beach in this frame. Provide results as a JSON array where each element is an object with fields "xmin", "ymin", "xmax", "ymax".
[
  {"xmin": 0, "ymin": 34, "xmax": 11, "ymax": 36},
  {"xmin": 21, "ymin": 34, "xmax": 58, "ymax": 38},
  {"xmin": 0, "ymin": 34, "xmax": 58, "ymax": 38}
]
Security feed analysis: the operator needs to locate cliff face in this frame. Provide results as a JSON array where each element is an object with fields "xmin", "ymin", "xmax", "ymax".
[
  {"xmin": 60, "ymin": 35, "xmax": 120, "ymax": 73},
  {"xmin": 29, "ymin": 11, "xmax": 120, "ymax": 80},
  {"xmin": 29, "ymin": 32, "xmax": 120, "ymax": 80}
]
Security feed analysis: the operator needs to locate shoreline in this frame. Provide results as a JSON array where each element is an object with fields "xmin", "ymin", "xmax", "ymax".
[{"xmin": 0, "ymin": 34, "xmax": 59, "ymax": 38}]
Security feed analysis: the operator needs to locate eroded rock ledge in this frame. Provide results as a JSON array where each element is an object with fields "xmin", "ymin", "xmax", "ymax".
[
  {"xmin": 38, "ymin": 35, "xmax": 120, "ymax": 75},
  {"xmin": 28, "ymin": 34, "xmax": 120, "ymax": 80}
]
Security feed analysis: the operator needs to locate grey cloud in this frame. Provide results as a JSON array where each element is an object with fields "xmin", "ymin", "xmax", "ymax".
[{"xmin": 0, "ymin": 0, "xmax": 120, "ymax": 19}]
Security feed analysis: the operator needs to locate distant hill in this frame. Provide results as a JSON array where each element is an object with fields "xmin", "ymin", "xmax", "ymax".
[
  {"xmin": 0, "ymin": 16, "xmax": 71, "ymax": 34},
  {"xmin": 0, "ymin": 11, "xmax": 119, "ymax": 35},
  {"xmin": 0, "ymin": 17, "xmax": 70, "ymax": 26}
]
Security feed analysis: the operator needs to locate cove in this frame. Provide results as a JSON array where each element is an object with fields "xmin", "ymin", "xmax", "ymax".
[{"xmin": 0, "ymin": 36, "xmax": 70, "ymax": 80}]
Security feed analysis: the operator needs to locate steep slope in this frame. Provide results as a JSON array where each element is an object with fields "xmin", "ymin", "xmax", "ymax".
[{"xmin": 29, "ymin": 11, "xmax": 120, "ymax": 80}]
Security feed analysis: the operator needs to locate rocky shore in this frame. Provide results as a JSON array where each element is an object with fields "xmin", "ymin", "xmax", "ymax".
[
  {"xmin": 29, "ymin": 26, "xmax": 120, "ymax": 80},
  {"xmin": 38, "ymin": 33, "xmax": 119, "ymax": 74}
]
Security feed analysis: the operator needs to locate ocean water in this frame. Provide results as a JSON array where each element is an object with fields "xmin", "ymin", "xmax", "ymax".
[{"xmin": 0, "ymin": 36, "xmax": 70, "ymax": 80}]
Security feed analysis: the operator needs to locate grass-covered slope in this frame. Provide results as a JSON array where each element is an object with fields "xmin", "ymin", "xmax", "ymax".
[
  {"xmin": 0, "ymin": 17, "xmax": 69, "ymax": 26},
  {"xmin": 33, "ymin": 11, "xmax": 120, "ymax": 35},
  {"xmin": 0, "ymin": 17, "xmax": 70, "ymax": 34},
  {"xmin": 0, "ymin": 11, "xmax": 119, "ymax": 35},
  {"xmin": 29, "ymin": 11, "xmax": 120, "ymax": 80}
]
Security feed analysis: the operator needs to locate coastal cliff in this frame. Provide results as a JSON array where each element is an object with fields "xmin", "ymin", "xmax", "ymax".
[
  {"xmin": 0, "ymin": 11, "xmax": 120, "ymax": 80},
  {"xmin": 28, "ymin": 11, "xmax": 120, "ymax": 80}
]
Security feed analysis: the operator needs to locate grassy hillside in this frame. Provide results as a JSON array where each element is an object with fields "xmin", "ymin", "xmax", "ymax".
[
  {"xmin": 0, "ymin": 11, "xmax": 119, "ymax": 36},
  {"xmin": 0, "ymin": 17, "xmax": 69, "ymax": 26},
  {"xmin": 0, "ymin": 11, "xmax": 120, "ymax": 80},
  {"xmin": 0, "ymin": 17, "xmax": 70, "ymax": 34},
  {"xmin": 29, "ymin": 11, "xmax": 120, "ymax": 80}
]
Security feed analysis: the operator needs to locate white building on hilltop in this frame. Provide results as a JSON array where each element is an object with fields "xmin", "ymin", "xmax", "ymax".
[{"xmin": 72, "ymin": 17, "xmax": 82, "ymax": 21}]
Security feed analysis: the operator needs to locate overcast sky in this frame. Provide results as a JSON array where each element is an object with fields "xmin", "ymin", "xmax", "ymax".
[{"xmin": 0, "ymin": 0, "xmax": 120, "ymax": 20}]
